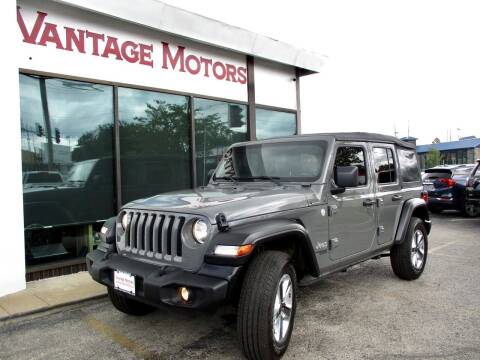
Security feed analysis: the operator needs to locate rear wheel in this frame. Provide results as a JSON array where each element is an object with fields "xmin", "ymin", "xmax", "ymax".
[
  {"xmin": 463, "ymin": 202, "xmax": 479, "ymax": 217},
  {"xmin": 390, "ymin": 217, "xmax": 428, "ymax": 280},
  {"xmin": 108, "ymin": 287, "xmax": 155, "ymax": 316},
  {"xmin": 237, "ymin": 251, "xmax": 297, "ymax": 360}
]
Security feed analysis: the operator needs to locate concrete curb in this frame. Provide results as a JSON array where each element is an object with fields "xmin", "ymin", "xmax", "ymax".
[{"xmin": 0, "ymin": 293, "xmax": 107, "ymax": 322}]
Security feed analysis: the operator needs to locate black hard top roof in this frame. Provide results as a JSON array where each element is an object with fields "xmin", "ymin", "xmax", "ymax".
[{"xmin": 239, "ymin": 132, "xmax": 416, "ymax": 149}]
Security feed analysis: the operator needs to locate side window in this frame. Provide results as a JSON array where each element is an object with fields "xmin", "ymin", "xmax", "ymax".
[
  {"xmin": 334, "ymin": 146, "xmax": 367, "ymax": 186},
  {"xmin": 397, "ymin": 148, "xmax": 421, "ymax": 182},
  {"xmin": 373, "ymin": 147, "xmax": 397, "ymax": 184}
]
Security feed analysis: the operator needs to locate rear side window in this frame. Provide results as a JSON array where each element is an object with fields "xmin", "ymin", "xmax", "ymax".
[
  {"xmin": 373, "ymin": 147, "xmax": 396, "ymax": 184},
  {"xmin": 397, "ymin": 148, "xmax": 420, "ymax": 182}
]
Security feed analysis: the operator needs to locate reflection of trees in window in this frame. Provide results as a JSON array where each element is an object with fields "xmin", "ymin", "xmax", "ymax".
[
  {"xmin": 73, "ymin": 124, "xmax": 114, "ymax": 162},
  {"xmin": 195, "ymin": 111, "xmax": 237, "ymax": 156},
  {"xmin": 122, "ymin": 100, "xmax": 190, "ymax": 155},
  {"xmin": 335, "ymin": 147, "xmax": 363, "ymax": 166},
  {"xmin": 195, "ymin": 100, "xmax": 247, "ymax": 186}
]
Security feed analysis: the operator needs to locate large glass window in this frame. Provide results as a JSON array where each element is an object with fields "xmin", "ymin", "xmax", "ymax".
[
  {"xmin": 194, "ymin": 99, "xmax": 247, "ymax": 186},
  {"xmin": 20, "ymin": 74, "xmax": 115, "ymax": 268},
  {"xmin": 119, "ymin": 88, "xmax": 191, "ymax": 203},
  {"xmin": 255, "ymin": 108, "xmax": 296, "ymax": 140}
]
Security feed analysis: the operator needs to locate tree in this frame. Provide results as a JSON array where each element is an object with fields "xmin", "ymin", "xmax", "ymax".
[{"xmin": 425, "ymin": 147, "xmax": 443, "ymax": 168}]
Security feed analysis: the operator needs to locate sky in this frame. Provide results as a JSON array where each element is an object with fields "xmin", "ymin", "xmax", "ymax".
[{"xmin": 162, "ymin": 0, "xmax": 480, "ymax": 145}]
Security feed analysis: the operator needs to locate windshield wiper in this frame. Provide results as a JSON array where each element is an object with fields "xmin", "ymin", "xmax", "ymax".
[
  {"xmin": 214, "ymin": 175, "xmax": 239, "ymax": 184},
  {"xmin": 235, "ymin": 176, "xmax": 283, "ymax": 186}
]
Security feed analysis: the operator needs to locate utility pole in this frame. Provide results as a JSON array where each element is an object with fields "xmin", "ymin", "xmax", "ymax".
[{"xmin": 39, "ymin": 78, "xmax": 54, "ymax": 170}]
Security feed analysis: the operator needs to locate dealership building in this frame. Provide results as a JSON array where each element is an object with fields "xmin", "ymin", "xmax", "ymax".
[{"xmin": 1, "ymin": 0, "xmax": 325, "ymax": 296}]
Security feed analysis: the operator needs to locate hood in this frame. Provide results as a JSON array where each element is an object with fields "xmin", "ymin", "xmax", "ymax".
[{"xmin": 124, "ymin": 185, "xmax": 312, "ymax": 223}]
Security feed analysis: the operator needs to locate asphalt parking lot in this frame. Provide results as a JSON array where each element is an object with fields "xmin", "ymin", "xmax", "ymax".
[{"xmin": 1, "ymin": 212, "xmax": 479, "ymax": 360}]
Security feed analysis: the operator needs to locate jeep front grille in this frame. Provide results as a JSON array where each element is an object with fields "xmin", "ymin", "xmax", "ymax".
[{"xmin": 123, "ymin": 211, "xmax": 186, "ymax": 262}]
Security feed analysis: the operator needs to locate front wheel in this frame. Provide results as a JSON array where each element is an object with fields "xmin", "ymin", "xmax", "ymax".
[
  {"xmin": 237, "ymin": 251, "xmax": 297, "ymax": 360},
  {"xmin": 390, "ymin": 217, "xmax": 428, "ymax": 280}
]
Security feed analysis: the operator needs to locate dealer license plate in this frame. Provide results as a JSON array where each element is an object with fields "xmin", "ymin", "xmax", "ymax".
[{"xmin": 114, "ymin": 270, "xmax": 135, "ymax": 295}]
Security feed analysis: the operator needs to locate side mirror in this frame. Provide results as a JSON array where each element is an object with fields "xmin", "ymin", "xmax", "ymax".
[
  {"xmin": 335, "ymin": 166, "xmax": 359, "ymax": 188},
  {"xmin": 330, "ymin": 186, "xmax": 346, "ymax": 195}
]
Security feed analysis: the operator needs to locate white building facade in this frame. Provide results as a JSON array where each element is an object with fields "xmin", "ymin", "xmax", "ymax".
[{"xmin": 1, "ymin": 0, "xmax": 325, "ymax": 296}]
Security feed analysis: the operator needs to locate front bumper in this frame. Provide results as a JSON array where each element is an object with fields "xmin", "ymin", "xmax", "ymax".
[{"xmin": 86, "ymin": 249, "xmax": 241, "ymax": 309}]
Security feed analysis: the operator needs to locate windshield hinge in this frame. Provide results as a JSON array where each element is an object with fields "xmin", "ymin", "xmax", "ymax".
[{"xmin": 216, "ymin": 213, "xmax": 230, "ymax": 232}]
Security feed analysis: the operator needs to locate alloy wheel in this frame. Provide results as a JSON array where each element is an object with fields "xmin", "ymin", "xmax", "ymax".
[
  {"xmin": 273, "ymin": 273, "xmax": 293, "ymax": 343},
  {"xmin": 411, "ymin": 229, "xmax": 425, "ymax": 270}
]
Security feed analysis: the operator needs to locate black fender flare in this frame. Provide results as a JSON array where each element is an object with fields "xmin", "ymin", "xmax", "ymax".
[
  {"xmin": 206, "ymin": 219, "xmax": 319, "ymax": 277},
  {"xmin": 394, "ymin": 198, "xmax": 431, "ymax": 244}
]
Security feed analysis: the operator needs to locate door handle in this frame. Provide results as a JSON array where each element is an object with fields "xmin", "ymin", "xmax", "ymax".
[
  {"xmin": 392, "ymin": 195, "xmax": 403, "ymax": 201},
  {"xmin": 363, "ymin": 198, "xmax": 375, "ymax": 207}
]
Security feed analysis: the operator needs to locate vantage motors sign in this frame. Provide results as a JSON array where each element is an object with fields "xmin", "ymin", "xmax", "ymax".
[{"xmin": 17, "ymin": 0, "xmax": 248, "ymax": 101}]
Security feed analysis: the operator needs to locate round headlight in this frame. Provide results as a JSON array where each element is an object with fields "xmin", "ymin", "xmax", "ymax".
[
  {"xmin": 192, "ymin": 219, "xmax": 208, "ymax": 244},
  {"xmin": 121, "ymin": 213, "xmax": 129, "ymax": 229}
]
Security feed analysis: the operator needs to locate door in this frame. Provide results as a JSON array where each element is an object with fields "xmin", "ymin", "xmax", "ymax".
[
  {"xmin": 371, "ymin": 144, "xmax": 402, "ymax": 245},
  {"xmin": 328, "ymin": 143, "xmax": 377, "ymax": 261}
]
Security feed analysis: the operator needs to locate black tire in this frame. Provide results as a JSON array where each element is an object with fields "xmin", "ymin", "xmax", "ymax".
[
  {"xmin": 463, "ymin": 202, "xmax": 479, "ymax": 217},
  {"xmin": 237, "ymin": 251, "xmax": 297, "ymax": 360},
  {"xmin": 390, "ymin": 217, "xmax": 428, "ymax": 280},
  {"xmin": 108, "ymin": 287, "xmax": 155, "ymax": 316}
]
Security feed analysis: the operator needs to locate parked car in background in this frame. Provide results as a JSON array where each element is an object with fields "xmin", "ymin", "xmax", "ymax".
[
  {"xmin": 465, "ymin": 160, "xmax": 480, "ymax": 216},
  {"xmin": 422, "ymin": 164, "xmax": 478, "ymax": 216}
]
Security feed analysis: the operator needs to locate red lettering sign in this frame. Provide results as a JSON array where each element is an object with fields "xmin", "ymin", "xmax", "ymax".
[{"xmin": 17, "ymin": 7, "xmax": 246, "ymax": 83}]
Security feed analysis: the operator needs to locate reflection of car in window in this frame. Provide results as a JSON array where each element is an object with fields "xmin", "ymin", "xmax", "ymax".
[
  {"xmin": 23, "ymin": 158, "xmax": 115, "ymax": 229},
  {"xmin": 23, "ymin": 171, "xmax": 63, "ymax": 188}
]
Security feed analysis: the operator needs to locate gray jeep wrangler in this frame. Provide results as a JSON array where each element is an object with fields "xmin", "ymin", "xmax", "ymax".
[{"xmin": 87, "ymin": 132, "xmax": 431, "ymax": 359}]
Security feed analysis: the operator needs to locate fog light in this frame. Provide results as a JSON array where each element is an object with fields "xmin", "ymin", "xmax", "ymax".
[{"xmin": 179, "ymin": 286, "xmax": 190, "ymax": 302}]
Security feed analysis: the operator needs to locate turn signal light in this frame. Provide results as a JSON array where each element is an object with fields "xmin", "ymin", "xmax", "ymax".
[
  {"xmin": 214, "ymin": 244, "xmax": 254, "ymax": 257},
  {"xmin": 237, "ymin": 244, "xmax": 254, "ymax": 256}
]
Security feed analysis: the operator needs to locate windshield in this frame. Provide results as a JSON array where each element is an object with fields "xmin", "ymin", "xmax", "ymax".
[
  {"xmin": 214, "ymin": 140, "xmax": 328, "ymax": 182},
  {"xmin": 67, "ymin": 160, "xmax": 97, "ymax": 183}
]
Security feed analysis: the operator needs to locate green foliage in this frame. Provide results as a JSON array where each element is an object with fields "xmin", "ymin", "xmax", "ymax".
[
  {"xmin": 72, "ymin": 99, "xmax": 240, "ymax": 162},
  {"xmin": 425, "ymin": 147, "xmax": 443, "ymax": 168}
]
